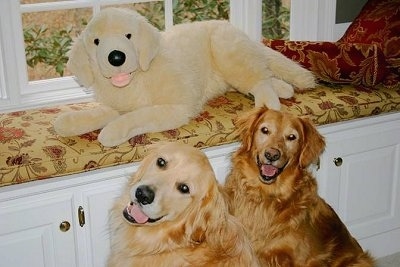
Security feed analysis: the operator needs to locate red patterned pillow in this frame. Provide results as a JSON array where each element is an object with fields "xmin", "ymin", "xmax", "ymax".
[
  {"xmin": 263, "ymin": 39, "xmax": 387, "ymax": 87},
  {"xmin": 339, "ymin": 0, "xmax": 400, "ymax": 86}
]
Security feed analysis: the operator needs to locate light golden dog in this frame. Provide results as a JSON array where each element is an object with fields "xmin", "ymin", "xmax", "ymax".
[
  {"xmin": 223, "ymin": 108, "xmax": 375, "ymax": 266},
  {"xmin": 54, "ymin": 7, "xmax": 315, "ymax": 147},
  {"xmin": 108, "ymin": 142, "xmax": 259, "ymax": 267}
]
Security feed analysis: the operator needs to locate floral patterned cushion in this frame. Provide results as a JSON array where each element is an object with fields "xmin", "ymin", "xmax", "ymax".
[
  {"xmin": 1, "ymin": 83, "xmax": 400, "ymax": 187},
  {"xmin": 339, "ymin": 0, "xmax": 400, "ymax": 86},
  {"xmin": 263, "ymin": 39, "xmax": 387, "ymax": 86}
]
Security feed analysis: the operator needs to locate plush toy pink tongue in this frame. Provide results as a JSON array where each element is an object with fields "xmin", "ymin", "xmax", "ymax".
[
  {"xmin": 261, "ymin": 164, "xmax": 279, "ymax": 177},
  {"xmin": 111, "ymin": 72, "xmax": 131, "ymax": 87},
  {"xmin": 127, "ymin": 203, "xmax": 149, "ymax": 224}
]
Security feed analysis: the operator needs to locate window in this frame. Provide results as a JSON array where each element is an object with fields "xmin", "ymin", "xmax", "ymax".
[
  {"xmin": 0, "ymin": 0, "xmax": 335, "ymax": 112},
  {"xmin": 21, "ymin": 0, "xmax": 229, "ymax": 82}
]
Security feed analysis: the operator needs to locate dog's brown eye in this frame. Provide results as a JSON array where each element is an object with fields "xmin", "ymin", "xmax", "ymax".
[
  {"xmin": 125, "ymin": 33, "xmax": 132, "ymax": 39},
  {"xmin": 94, "ymin": 38, "xmax": 99, "ymax": 46},
  {"xmin": 177, "ymin": 183, "xmax": 190, "ymax": 194},
  {"xmin": 156, "ymin": 157, "xmax": 167, "ymax": 168},
  {"xmin": 261, "ymin": 127, "xmax": 269, "ymax": 135},
  {"xmin": 288, "ymin": 134, "xmax": 297, "ymax": 141}
]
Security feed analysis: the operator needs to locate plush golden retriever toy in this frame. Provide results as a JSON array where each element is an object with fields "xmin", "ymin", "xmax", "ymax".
[
  {"xmin": 54, "ymin": 7, "xmax": 315, "ymax": 147},
  {"xmin": 223, "ymin": 108, "xmax": 375, "ymax": 266},
  {"xmin": 108, "ymin": 142, "xmax": 259, "ymax": 267}
]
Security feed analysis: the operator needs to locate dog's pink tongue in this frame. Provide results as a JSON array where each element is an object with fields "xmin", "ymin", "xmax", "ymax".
[
  {"xmin": 111, "ymin": 73, "xmax": 131, "ymax": 87},
  {"xmin": 261, "ymin": 164, "xmax": 279, "ymax": 177},
  {"xmin": 128, "ymin": 203, "xmax": 149, "ymax": 224}
]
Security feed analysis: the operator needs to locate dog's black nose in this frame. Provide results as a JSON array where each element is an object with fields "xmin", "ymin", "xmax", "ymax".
[
  {"xmin": 265, "ymin": 148, "xmax": 280, "ymax": 162},
  {"xmin": 108, "ymin": 50, "xmax": 126, "ymax": 67},
  {"xmin": 135, "ymin": 185, "xmax": 155, "ymax": 205}
]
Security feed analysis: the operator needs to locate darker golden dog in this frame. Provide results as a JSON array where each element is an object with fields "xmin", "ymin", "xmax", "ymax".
[
  {"xmin": 224, "ymin": 107, "xmax": 375, "ymax": 266},
  {"xmin": 108, "ymin": 142, "xmax": 259, "ymax": 267}
]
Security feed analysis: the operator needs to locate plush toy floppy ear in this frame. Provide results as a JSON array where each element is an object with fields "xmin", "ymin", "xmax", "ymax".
[
  {"xmin": 136, "ymin": 18, "xmax": 161, "ymax": 71},
  {"xmin": 66, "ymin": 36, "xmax": 94, "ymax": 88},
  {"xmin": 299, "ymin": 118, "xmax": 326, "ymax": 168}
]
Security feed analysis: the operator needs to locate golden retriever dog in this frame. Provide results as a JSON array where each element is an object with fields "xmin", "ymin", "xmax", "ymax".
[
  {"xmin": 108, "ymin": 142, "xmax": 259, "ymax": 267},
  {"xmin": 54, "ymin": 7, "xmax": 315, "ymax": 147},
  {"xmin": 223, "ymin": 108, "xmax": 375, "ymax": 266}
]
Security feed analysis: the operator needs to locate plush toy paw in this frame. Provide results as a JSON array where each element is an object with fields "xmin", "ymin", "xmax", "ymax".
[
  {"xmin": 54, "ymin": 112, "xmax": 89, "ymax": 137},
  {"xmin": 54, "ymin": 106, "xmax": 120, "ymax": 138},
  {"xmin": 98, "ymin": 120, "xmax": 133, "ymax": 147},
  {"xmin": 256, "ymin": 93, "xmax": 281, "ymax": 110},
  {"xmin": 250, "ymin": 81, "xmax": 282, "ymax": 110},
  {"xmin": 271, "ymin": 78, "xmax": 294, "ymax": 99}
]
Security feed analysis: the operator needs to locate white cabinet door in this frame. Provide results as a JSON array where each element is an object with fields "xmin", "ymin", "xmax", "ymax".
[
  {"xmin": 205, "ymin": 143, "xmax": 238, "ymax": 184},
  {"xmin": 0, "ymin": 192, "xmax": 77, "ymax": 267},
  {"xmin": 318, "ymin": 120, "xmax": 400, "ymax": 257},
  {"xmin": 79, "ymin": 176, "xmax": 128, "ymax": 267},
  {"xmin": 208, "ymin": 155, "xmax": 232, "ymax": 184}
]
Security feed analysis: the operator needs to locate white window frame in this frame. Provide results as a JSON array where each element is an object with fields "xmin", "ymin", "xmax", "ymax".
[
  {"xmin": 0, "ymin": 0, "xmax": 337, "ymax": 112},
  {"xmin": 290, "ymin": 0, "xmax": 337, "ymax": 42}
]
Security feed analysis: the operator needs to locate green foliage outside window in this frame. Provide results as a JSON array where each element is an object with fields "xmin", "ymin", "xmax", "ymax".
[
  {"xmin": 24, "ymin": 25, "xmax": 73, "ymax": 77},
  {"xmin": 172, "ymin": 0, "xmax": 229, "ymax": 24},
  {"xmin": 263, "ymin": 0, "xmax": 290, "ymax": 39},
  {"xmin": 24, "ymin": 0, "xmax": 288, "ymax": 78}
]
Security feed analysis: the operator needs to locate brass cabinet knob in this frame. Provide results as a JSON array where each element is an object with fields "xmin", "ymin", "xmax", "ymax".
[
  {"xmin": 333, "ymin": 157, "xmax": 343, "ymax": 167},
  {"xmin": 59, "ymin": 221, "xmax": 71, "ymax": 232}
]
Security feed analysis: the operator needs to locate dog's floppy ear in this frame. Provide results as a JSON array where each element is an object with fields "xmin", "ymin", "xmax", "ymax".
[
  {"xmin": 185, "ymin": 177, "xmax": 227, "ymax": 244},
  {"xmin": 185, "ymin": 182, "xmax": 247, "ymax": 257},
  {"xmin": 136, "ymin": 18, "xmax": 160, "ymax": 71},
  {"xmin": 299, "ymin": 118, "xmax": 325, "ymax": 168},
  {"xmin": 235, "ymin": 107, "xmax": 269, "ymax": 152},
  {"xmin": 67, "ymin": 37, "xmax": 94, "ymax": 88}
]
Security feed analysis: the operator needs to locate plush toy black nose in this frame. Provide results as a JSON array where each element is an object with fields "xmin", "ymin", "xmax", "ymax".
[
  {"xmin": 135, "ymin": 185, "xmax": 155, "ymax": 205},
  {"xmin": 108, "ymin": 50, "xmax": 126, "ymax": 67}
]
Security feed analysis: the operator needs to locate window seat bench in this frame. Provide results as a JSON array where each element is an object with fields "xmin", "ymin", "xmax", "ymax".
[{"xmin": 1, "ymin": 82, "xmax": 400, "ymax": 188}]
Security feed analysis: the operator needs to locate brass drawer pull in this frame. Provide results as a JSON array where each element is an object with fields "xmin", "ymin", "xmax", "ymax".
[{"xmin": 78, "ymin": 206, "xmax": 85, "ymax": 227}]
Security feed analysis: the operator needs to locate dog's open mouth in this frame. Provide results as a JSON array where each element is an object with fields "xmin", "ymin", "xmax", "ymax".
[
  {"xmin": 123, "ymin": 202, "xmax": 163, "ymax": 224},
  {"xmin": 257, "ymin": 156, "xmax": 285, "ymax": 184}
]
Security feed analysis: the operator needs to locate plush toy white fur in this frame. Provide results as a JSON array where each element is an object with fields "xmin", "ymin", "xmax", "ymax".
[{"xmin": 54, "ymin": 7, "xmax": 315, "ymax": 147}]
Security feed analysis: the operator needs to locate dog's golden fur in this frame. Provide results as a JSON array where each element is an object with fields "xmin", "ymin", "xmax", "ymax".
[
  {"xmin": 108, "ymin": 142, "xmax": 259, "ymax": 267},
  {"xmin": 224, "ymin": 108, "xmax": 375, "ymax": 266}
]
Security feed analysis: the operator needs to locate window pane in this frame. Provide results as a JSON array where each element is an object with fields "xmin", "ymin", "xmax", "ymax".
[
  {"xmin": 110, "ymin": 0, "xmax": 230, "ymax": 30},
  {"xmin": 173, "ymin": 0, "xmax": 229, "ymax": 24},
  {"xmin": 22, "ymin": 8, "xmax": 91, "ymax": 81},
  {"xmin": 21, "ymin": 1, "xmax": 168, "ymax": 83},
  {"xmin": 262, "ymin": 0, "xmax": 290, "ymax": 39},
  {"xmin": 20, "ymin": 0, "xmax": 230, "ymax": 83}
]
